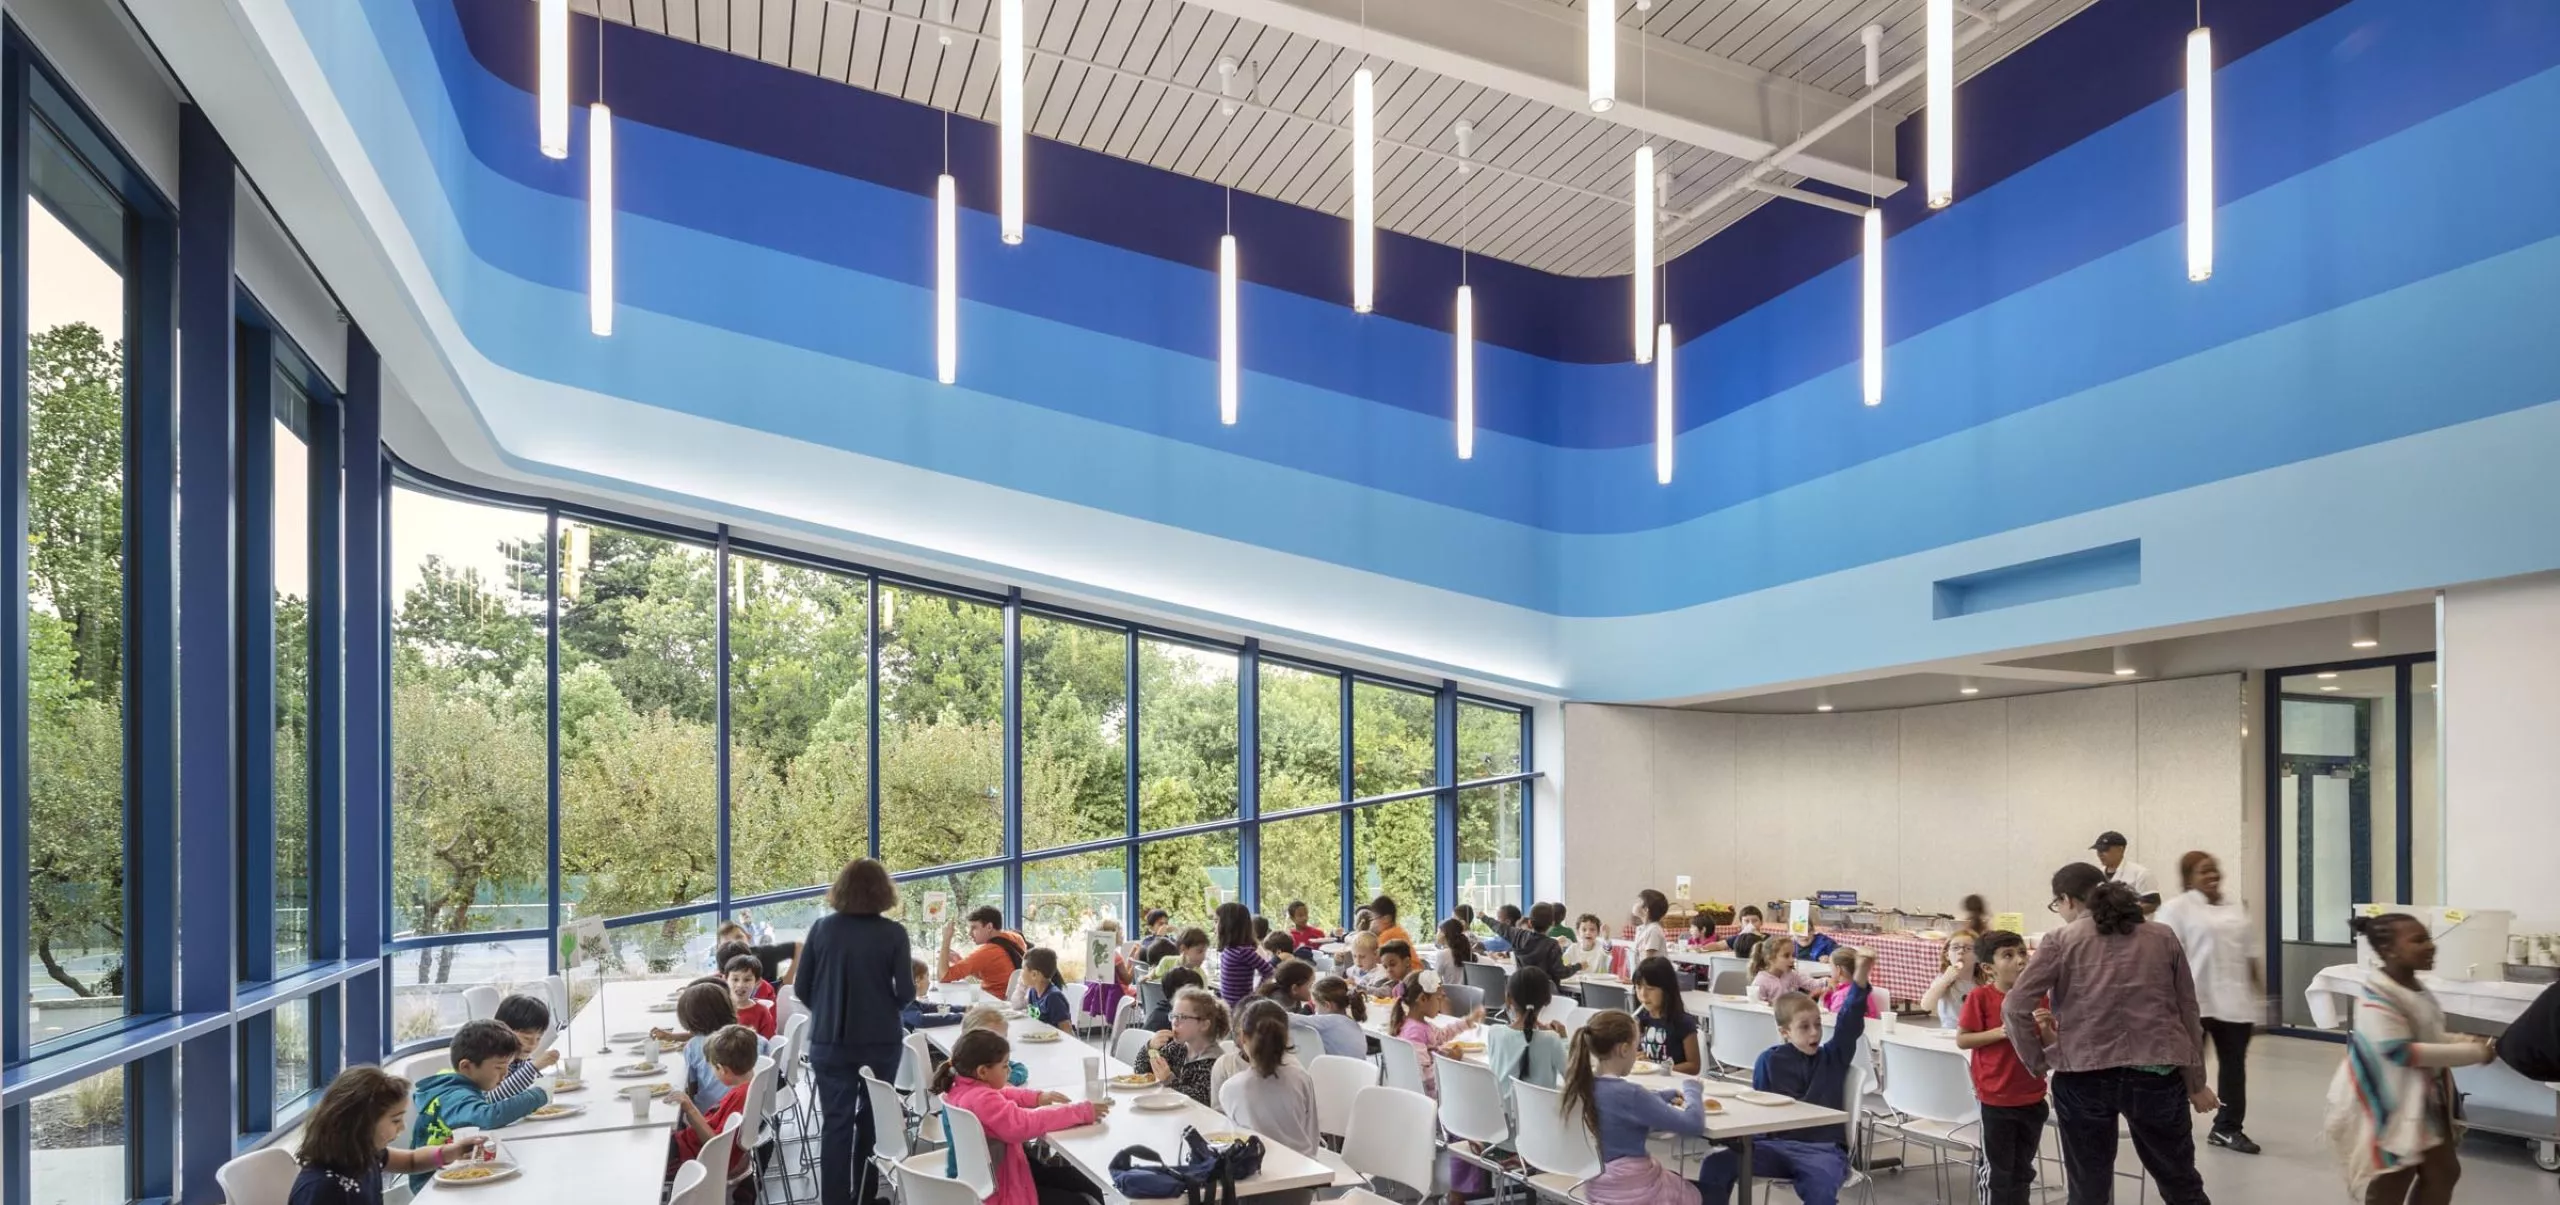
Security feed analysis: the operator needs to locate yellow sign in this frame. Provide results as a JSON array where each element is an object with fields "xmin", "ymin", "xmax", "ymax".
[
  {"xmin": 2443, "ymin": 908, "xmax": 2468, "ymax": 924},
  {"xmin": 1994, "ymin": 912, "xmax": 2024, "ymax": 934},
  {"xmin": 2359, "ymin": 903, "xmax": 2384, "ymax": 918}
]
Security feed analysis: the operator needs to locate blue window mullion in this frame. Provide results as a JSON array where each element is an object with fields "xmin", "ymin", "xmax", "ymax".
[
  {"xmin": 1518, "ymin": 706, "xmax": 1536, "ymax": 913},
  {"xmin": 867, "ymin": 574, "xmax": 881, "ymax": 860},
  {"xmin": 544, "ymin": 510, "xmax": 562, "ymax": 970},
  {"xmin": 174, "ymin": 101, "xmax": 241, "ymax": 1205},
  {"xmin": 0, "ymin": 31, "xmax": 33, "ymax": 1078},
  {"xmin": 1002, "ymin": 588, "xmax": 1023, "ymax": 925},
  {"xmin": 234, "ymin": 323, "xmax": 278, "ymax": 1137},
  {"xmin": 1236, "ymin": 639, "xmax": 1259, "ymax": 914},
  {"xmin": 341, "ymin": 329, "xmax": 385, "ymax": 1065},
  {"xmin": 1434, "ymin": 682, "xmax": 1458, "ymax": 922},
  {"xmin": 1123, "ymin": 629, "xmax": 1138, "ymax": 927},
  {"xmin": 715, "ymin": 526, "xmax": 731, "ymax": 920},
  {"xmin": 308, "ymin": 392, "xmax": 344, "ymax": 1087},
  {"xmin": 1337, "ymin": 674, "xmax": 1354, "ymax": 929}
]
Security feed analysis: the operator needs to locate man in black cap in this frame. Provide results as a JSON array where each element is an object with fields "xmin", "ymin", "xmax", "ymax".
[{"xmin": 2091, "ymin": 831, "xmax": 2162, "ymax": 914}]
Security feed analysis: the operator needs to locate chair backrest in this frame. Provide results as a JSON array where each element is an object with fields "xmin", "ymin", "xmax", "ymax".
[
  {"xmin": 667, "ymin": 1161, "xmax": 718, "ymax": 1205},
  {"xmin": 1461, "ymin": 961, "xmax": 1511, "ymax": 1001},
  {"xmin": 1288, "ymin": 1019, "xmax": 1324, "ymax": 1070},
  {"xmin": 541, "ymin": 972, "xmax": 568, "ymax": 1017},
  {"xmin": 460, "ymin": 985, "xmax": 501, "ymax": 1023},
  {"xmin": 1558, "ymin": 1006, "xmax": 1596, "ymax": 1035},
  {"xmin": 1708, "ymin": 1002, "xmax": 1771, "ymax": 1075},
  {"xmin": 775, "ymin": 984, "xmax": 802, "ymax": 1031},
  {"xmin": 898, "ymin": 1032, "xmax": 937, "ymax": 1092},
  {"xmin": 1378, "ymin": 1033, "xmax": 1427, "ymax": 1095},
  {"xmin": 1706, "ymin": 954, "xmax": 1749, "ymax": 984},
  {"xmin": 392, "ymin": 1046, "xmax": 451, "ymax": 1084},
  {"xmin": 894, "ymin": 1167, "xmax": 984, "ymax": 1205},
  {"xmin": 1311, "ymin": 950, "xmax": 1336, "ymax": 975},
  {"xmin": 1137, "ymin": 979, "xmax": 1165, "ymax": 1016},
  {"xmin": 1878, "ymin": 1039, "xmax": 1979, "ymax": 1126},
  {"xmin": 732, "ymin": 1055, "xmax": 779, "ymax": 1167},
  {"xmin": 216, "ymin": 1146, "xmax": 300, "ymax": 1205},
  {"xmin": 1106, "ymin": 995, "xmax": 1141, "ymax": 1054},
  {"xmin": 778, "ymin": 1013, "xmax": 811, "ymax": 1083},
  {"xmin": 1580, "ymin": 982, "xmax": 1632, "ymax": 1013},
  {"xmin": 940, "ymin": 1094, "xmax": 998, "ymax": 1199},
  {"xmin": 1509, "ymin": 1080, "xmax": 1602, "ymax": 1182},
  {"xmin": 1340, "ymin": 1086, "xmax": 1441, "ymax": 1195},
  {"xmin": 1310, "ymin": 1053, "xmax": 1379, "ymax": 1139},
  {"xmin": 1434, "ymin": 1055, "xmax": 1513, "ymax": 1148},
  {"xmin": 1710, "ymin": 970, "xmax": 1749, "ymax": 997},
  {"xmin": 860, "ymin": 1067, "xmax": 913, "ymax": 1162},
  {"xmin": 1113, "ymin": 1028, "xmax": 1155, "ymax": 1067},
  {"xmin": 695, "ymin": 1111, "xmax": 743, "ymax": 1181},
  {"xmin": 1442, "ymin": 981, "xmax": 1484, "ymax": 1018}
]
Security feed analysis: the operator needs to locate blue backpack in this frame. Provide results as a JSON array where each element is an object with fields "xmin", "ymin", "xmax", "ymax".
[{"xmin": 1107, "ymin": 1127, "xmax": 1264, "ymax": 1203}]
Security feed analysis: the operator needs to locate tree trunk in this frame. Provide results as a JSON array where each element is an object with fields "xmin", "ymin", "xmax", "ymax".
[{"xmin": 35, "ymin": 936, "xmax": 97, "ymax": 998}]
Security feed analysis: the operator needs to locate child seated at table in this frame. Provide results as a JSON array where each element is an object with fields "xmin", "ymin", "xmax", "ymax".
[
  {"xmin": 1151, "ymin": 928, "xmax": 1210, "ymax": 982},
  {"xmin": 1697, "ymin": 906, "xmax": 1766, "ymax": 960},
  {"xmin": 713, "ymin": 939, "xmax": 777, "ymax": 1003},
  {"xmin": 654, "ymin": 982, "xmax": 774, "ymax": 1114},
  {"xmin": 1486, "ymin": 967, "xmax": 1568, "ymax": 1098},
  {"xmin": 725, "ymin": 955, "xmax": 779, "ymax": 1038},
  {"xmin": 906, "ymin": 958, "xmax": 967, "ymax": 1029},
  {"xmin": 669, "ymin": 1025, "xmax": 759, "ymax": 1179},
  {"xmin": 296, "ymin": 1066, "xmax": 490, "ymax": 1205},
  {"xmin": 1748, "ymin": 936, "xmax": 1815, "ymax": 1006},
  {"xmin": 490, "ymin": 994, "xmax": 559, "ymax": 1101},
  {"xmin": 1389, "ymin": 970, "xmax": 1486, "ymax": 1096},
  {"xmin": 1564, "ymin": 914, "xmax": 1614, "ymax": 979},
  {"xmin": 1819, "ymin": 949, "xmax": 1882, "ymax": 1019},
  {"xmin": 1283, "ymin": 900, "xmax": 1327, "ymax": 953},
  {"xmin": 1632, "ymin": 957, "xmax": 1702, "ymax": 1075},
  {"xmin": 1559, "ymin": 1011, "xmax": 1709, "ymax": 1204},
  {"xmin": 1300, "ymin": 974, "xmax": 1371, "ymax": 1059},
  {"xmin": 1219, "ymin": 999, "xmax": 1323, "ymax": 1156},
  {"xmin": 1136, "ymin": 987, "xmax": 1231, "ymax": 1106},
  {"xmin": 1139, "ymin": 966, "xmax": 1202, "ymax": 1033},
  {"xmin": 1918, "ymin": 932, "xmax": 1983, "ymax": 1030},
  {"xmin": 405, "ymin": 1021, "xmax": 551, "ymax": 1188},
  {"xmin": 1257, "ymin": 959, "xmax": 1316, "ymax": 1014},
  {"xmin": 1016, "ymin": 948, "xmax": 1072, "ymax": 1027},
  {"xmin": 1260, "ymin": 930, "xmax": 1298, "ymax": 967},
  {"xmin": 1372, "ymin": 939, "xmax": 1418, "ymax": 995},
  {"xmin": 935, "ymin": 1028, "xmax": 1110, "ymax": 1205},
  {"xmin": 1345, "ymin": 931, "xmax": 1383, "ymax": 987},
  {"xmin": 962, "ymin": 1005, "xmax": 1032, "ymax": 1086},
  {"xmin": 1696, "ymin": 956, "xmax": 1876, "ymax": 1205},
  {"xmin": 1435, "ymin": 919, "xmax": 1479, "ymax": 980}
]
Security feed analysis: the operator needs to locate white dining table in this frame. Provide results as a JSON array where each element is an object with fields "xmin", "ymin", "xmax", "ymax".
[
  {"xmin": 553, "ymin": 976, "xmax": 699, "ymax": 1063},
  {"xmin": 415, "ymin": 1125, "xmax": 671, "ymax": 1203}
]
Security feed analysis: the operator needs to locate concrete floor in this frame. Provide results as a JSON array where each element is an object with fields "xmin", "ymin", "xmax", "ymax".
[{"xmin": 1846, "ymin": 1034, "xmax": 2559, "ymax": 1204}]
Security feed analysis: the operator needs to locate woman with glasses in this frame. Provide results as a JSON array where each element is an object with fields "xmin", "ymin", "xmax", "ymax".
[{"xmin": 1134, "ymin": 987, "xmax": 1232, "ymax": 1106}]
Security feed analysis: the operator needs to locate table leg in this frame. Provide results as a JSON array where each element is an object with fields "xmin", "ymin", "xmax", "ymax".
[{"xmin": 1735, "ymin": 1135, "xmax": 1753, "ymax": 1203}]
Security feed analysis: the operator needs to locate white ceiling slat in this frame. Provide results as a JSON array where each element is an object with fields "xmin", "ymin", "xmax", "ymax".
[
  {"xmin": 817, "ymin": 1, "xmax": 856, "ymax": 79},
  {"xmin": 1112, "ymin": 0, "xmax": 1180, "ymax": 72},
  {"xmin": 1063, "ymin": 0, "xmax": 1120, "ymax": 60},
  {"xmin": 876, "ymin": 11, "xmax": 922, "ymax": 99},
  {"xmin": 1138, "ymin": 2, "xmax": 1209, "ymax": 78},
  {"xmin": 1094, "ymin": 0, "xmax": 1149, "ymax": 65},
  {"xmin": 631, "ymin": 0, "xmax": 665, "ymax": 32},
  {"xmin": 843, "ymin": 5, "xmax": 882, "ymax": 88},
  {"xmin": 1061, "ymin": 70, "xmax": 1132, "ymax": 145},
  {"xmin": 786, "ymin": 0, "xmax": 825, "ymax": 71},
  {"xmin": 667, "ymin": 0, "xmax": 700, "ymax": 41},
  {"xmin": 732, "ymin": 0, "xmax": 761, "ymax": 56},
  {"xmin": 698, "ymin": 0, "xmax": 732, "ymax": 49},
  {"xmin": 1098, "ymin": 78, "xmax": 1165, "ymax": 157}
]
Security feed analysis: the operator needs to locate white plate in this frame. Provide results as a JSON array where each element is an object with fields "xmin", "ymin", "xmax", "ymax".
[
  {"xmin": 1697, "ymin": 1081, "xmax": 1743, "ymax": 1098},
  {"xmin": 608, "ymin": 1031, "xmax": 649, "ymax": 1044},
  {"xmin": 1630, "ymin": 1061, "xmax": 1663, "ymax": 1076},
  {"xmin": 646, "ymin": 1002, "xmax": 678, "ymax": 1013},
  {"xmin": 610, "ymin": 1063, "xmax": 666, "ymax": 1079},
  {"xmin": 1107, "ymin": 1075, "xmax": 1159, "ymax": 1091},
  {"xmin": 1738, "ymin": 1090, "xmax": 1795, "ymax": 1108},
  {"xmin": 432, "ymin": 1161, "xmax": 522, "ymax": 1187},
  {"xmin": 1133, "ymin": 1091, "xmax": 1189, "ymax": 1112},
  {"xmin": 1018, "ymin": 1028, "xmax": 1062, "ymax": 1044},
  {"xmin": 524, "ymin": 1101, "xmax": 587, "ymax": 1121}
]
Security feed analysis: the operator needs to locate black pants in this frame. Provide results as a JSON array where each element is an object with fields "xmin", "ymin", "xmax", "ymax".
[
  {"xmin": 809, "ymin": 1040, "xmax": 902, "ymax": 1205},
  {"xmin": 2050, "ymin": 1068, "xmax": 2210, "ymax": 1205},
  {"xmin": 1030, "ymin": 1156, "xmax": 1103, "ymax": 1205},
  {"xmin": 2200, "ymin": 1018, "xmax": 2251, "ymax": 1134},
  {"xmin": 1976, "ymin": 1100, "xmax": 2048, "ymax": 1205}
]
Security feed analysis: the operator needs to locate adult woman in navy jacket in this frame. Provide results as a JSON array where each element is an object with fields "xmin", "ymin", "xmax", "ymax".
[{"xmin": 797, "ymin": 858, "xmax": 916, "ymax": 1205}]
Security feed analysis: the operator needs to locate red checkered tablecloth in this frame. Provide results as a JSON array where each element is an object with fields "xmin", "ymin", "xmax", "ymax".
[{"xmin": 1610, "ymin": 924, "xmax": 1952, "ymax": 1004}]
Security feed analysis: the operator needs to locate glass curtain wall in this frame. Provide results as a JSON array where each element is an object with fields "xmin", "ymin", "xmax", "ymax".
[{"xmin": 381, "ymin": 481, "xmax": 1535, "ymax": 1030}]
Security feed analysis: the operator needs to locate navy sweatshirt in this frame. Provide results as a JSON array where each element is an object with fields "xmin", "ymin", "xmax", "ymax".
[
  {"xmin": 796, "ymin": 912, "xmax": 916, "ymax": 1049},
  {"xmin": 1748, "ymin": 982, "xmax": 1870, "ymax": 1148}
]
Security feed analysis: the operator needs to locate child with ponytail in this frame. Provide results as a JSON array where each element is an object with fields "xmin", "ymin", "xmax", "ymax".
[
  {"xmin": 1388, "ymin": 970, "xmax": 1485, "ymax": 1096},
  {"xmin": 1300, "ymin": 975, "xmax": 1370, "ymax": 1059},
  {"xmin": 1558, "ymin": 1011, "xmax": 1709, "ymax": 1204},
  {"xmin": 1217, "ymin": 998, "xmax": 1322, "ymax": 1156},
  {"xmin": 1485, "ymin": 966, "xmax": 1568, "ymax": 1101},
  {"xmin": 934, "ymin": 1028, "xmax": 1110, "ymax": 1205}
]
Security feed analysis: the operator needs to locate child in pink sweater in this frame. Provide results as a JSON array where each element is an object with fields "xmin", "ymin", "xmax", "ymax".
[
  {"xmin": 935, "ymin": 1029, "xmax": 1111, "ymax": 1205},
  {"xmin": 1749, "ymin": 936, "xmax": 1817, "ymax": 1006}
]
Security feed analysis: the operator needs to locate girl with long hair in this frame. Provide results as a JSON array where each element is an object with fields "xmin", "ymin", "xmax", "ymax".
[
  {"xmin": 1748, "ymin": 935, "xmax": 1813, "ymax": 1005},
  {"xmin": 934, "ymin": 1029, "xmax": 1109, "ymax": 1205},
  {"xmin": 1436, "ymin": 918, "xmax": 1478, "ymax": 979},
  {"xmin": 1300, "ymin": 974, "xmax": 1370, "ymax": 1059},
  {"xmin": 1136, "ymin": 987, "xmax": 1231, "ymax": 1106},
  {"xmin": 1217, "ymin": 998, "xmax": 1322, "ymax": 1155},
  {"xmin": 1257, "ymin": 958, "xmax": 1316, "ymax": 1013},
  {"xmin": 291, "ymin": 1067, "xmax": 487, "ymax": 1205},
  {"xmin": 1485, "ymin": 966, "xmax": 1567, "ymax": 1098},
  {"xmin": 1212, "ymin": 901, "xmax": 1274, "ymax": 1006},
  {"xmin": 1558, "ymin": 1011, "xmax": 1707, "ymax": 1204},
  {"xmin": 1631, "ymin": 956, "xmax": 1701, "ymax": 1075}
]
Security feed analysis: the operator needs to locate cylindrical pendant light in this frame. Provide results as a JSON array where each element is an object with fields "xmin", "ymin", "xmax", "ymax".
[
  {"xmin": 539, "ymin": 0, "xmax": 568, "ymax": 158},
  {"xmin": 1351, "ymin": 67, "xmax": 1375, "ymax": 314},
  {"xmin": 1219, "ymin": 234, "xmax": 1239, "ymax": 424},
  {"xmin": 1862, "ymin": 207, "xmax": 1884, "ymax": 406},
  {"xmin": 588, "ymin": 103, "xmax": 613, "ymax": 336},
  {"xmin": 1631, "ymin": 145, "xmax": 1655, "ymax": 364},
  {"xmin": 1653, "ymin": 322, "xmax": 1674, "ymax": 485},
  {"xmin": 1926, "ymin": 0, "xmax": 1954, "ymax": 208},
  {"xmin": 2185, "ymin": 26, "xmax": 2214, "ymax": 283},
  {"xmin": 999, "ymin": 0, "xmax": 1026, "ymax": 245},
  {"xmin": 1587, "ymin": 0, "xmax": 1615, "ymax": 112},
  {"xmin": 1455, "ymin": 284, "xmax": 1476, "ymax": 459},
  {"xmin": 936, "ymin": 173, "xmax": 958, "ymax": 384}
]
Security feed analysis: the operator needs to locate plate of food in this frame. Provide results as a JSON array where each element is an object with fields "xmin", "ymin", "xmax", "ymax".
[
  {"xmin": 611, "ymin": 1061, "xmax": 665, "ymax": 1079},
  {"xmin": 432, "ymin": 1160, "xmax": 521, "ymax": 1187},
  {"xmin": 1444, "ymin": 1039, "xmax": 1484, "ymax": 1055},
  {"xmin": 526, "ymin": 1102, "xmax": 586, "ymax": 1121},
  {"xmin": 1108, "ymin": 1073, "xmax": 1158, "ymax": 1090},
  {"xmin": 1017, "ymin": 1027, "xmax": 1062, "ymax": 1044},
  {"xmin": 608, "ymin": 1031, "xmax": 649, "ymax": 1044},
  {"xmin": 646, "ymin": 1002, "xmax": 678, "ymax": 1013},
  {"xmin": 1133, "ymin": 1091, "xmax": 1189, "ymax": 1113},
  {"xmin": 1696, "ymin": 1081, "xmax": 1742, "ymax": 1098},
  {"xmin": 1630, "ymin": 1060, "xmax": 1663, "ymax": 1076},
  {"xmin": 655, "ymin": 1038, "xmax": 687, "ymax": 1054},
  {"xmin": 548, "ymin": 1078, "xmax": 585, "ymax": 1094},
  {"xmin": 1738, "ymin": 1090, "xmax": 1795, "ymax": 1108}
]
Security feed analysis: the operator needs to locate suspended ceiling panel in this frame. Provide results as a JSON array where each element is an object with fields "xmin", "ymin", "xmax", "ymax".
[{"xmin": 581, "ymin": 0, "xmax": 2099, "ymax": 277}]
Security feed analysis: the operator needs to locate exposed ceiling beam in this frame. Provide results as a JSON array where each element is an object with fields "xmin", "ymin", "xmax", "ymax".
[{"xmin": 1170, "ymin": 0, "xmax": 1902, "ymax": 199}]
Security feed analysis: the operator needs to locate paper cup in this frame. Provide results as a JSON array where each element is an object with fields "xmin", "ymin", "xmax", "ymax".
[
  {"xmin": 560, "ymin": 1055, "xmax": 583, "ymax": 1080},
  {"xmin": 1879, "ymin": 1012, "xmax": 1897, "ymax": 1034},
  {"xmin": 624, "ymin": 1084, "xmax": 657, "ymax": 1121}
]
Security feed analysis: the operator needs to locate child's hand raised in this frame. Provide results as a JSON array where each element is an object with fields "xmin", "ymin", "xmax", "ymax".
[
  {"xmin": 1464, "ymin": 1006, "xmax": 1487, "ymax": 1026},
  {"xmin": 1853, "ymin": 953, "xmax": 1877, "ymax": 987}
]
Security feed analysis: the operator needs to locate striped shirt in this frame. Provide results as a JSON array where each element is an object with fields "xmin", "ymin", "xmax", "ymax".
[
  {"xmin": 492, "ymin": 1056, "xmax": 542, "ymax": 1101},
  {"xmin": 1214, "ymin": 946, "xmax": 1273, "ymax": 1004}
]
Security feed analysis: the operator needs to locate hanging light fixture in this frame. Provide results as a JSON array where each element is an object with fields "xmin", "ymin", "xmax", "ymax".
[
  {"xmin": 1351, "ymin": 66, "xmax": 1375, "ymax": 314},
  {"xmin": 2186, "ymin": 20, "xmax": 2215, "ymax": 282},
  {"xmin": 936, "ymin": 172, "xmax": 957, "ymax": 384},
  {"xmin": 539, "ymin": 0, "xmax": 568, "ymax": 158},
  {"xmin": 1862, "ymin": 208, "xmax": 1884, "ymax": 406},
  {"xmin": 1219, "ymin": 227, "xmax": 1239, "ymax": 425},
  {"xmin": 999, "ymin": 0, "xmax": 1026, "ymax": 245},
  {"xmin": 588, "ymin": 102, "xmax": 613, "ymax": 336},
  {"xmin": 1926, "ymin": 0, "xmax": 1954, "ymax": 208},
  {"xmin": 1455, "ymin": 284, "xmax": 1476, "ymax": 459},
  {"xmin": 1587, "ymin": 0, "xmax": 1615, "ymax": 112},
  {"xmin": 1653, "ymin": 321, "xmax": 1674, "ymax": 485},
  {"xmin": 1631, "ymin": 145, "xmax": 1655, "ymax": 364}
]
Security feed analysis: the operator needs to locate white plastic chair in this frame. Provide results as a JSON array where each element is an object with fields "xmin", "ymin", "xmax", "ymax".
[
  {"xmin": 939, "ymin": 1093, "xmax": 998, "ymax": 1200},
  {"xmin": 1510, "ymin": 1080, "xmax": 1600, "ymax": 1202},
  {"xmin": 1288, "ymin": 1022, "xmax": 1324, "ymax": 1070},
  {"xmin": 392, "ymin": 1047, "xmax": 451, "ymax": 1084},
  {"xmin": 733, "ymin": 1055, "xmax": 779, "ymax": 1195},
  {"xmin": 1875, "ymin": 1039, "xmax": 1982, "ymax": 1203},
  {"xmin": 1113, "ymin": 1028, "xmax": 1156, "ymax": 1067},
  {"xmin": 775, "ymin": 984, "xmax": 803, "ymax": 1032},
  {"xmin": 1339, "ymin": 1085, "xmax": 1442, "ymax": 1197},
  {"xmin": 668, "ymin": 1161, "xmax": 719, "ymax": 1205},
  {"xmin": 1379, "ymin": 1034, "xmax": 1427, "ymax": 1095},
  {"xmin": 892, "ymin": 1162, "xmax": 982, "ymax": 1205},
  {"xmin": 1443, "ymin": 981, "xmax": 1486, "ymax": 1018},
  {"xmin": 899, "ymin": 1032, "xmax": 949, "ymax": 1145},
  {"xmin": 460, "ymin": 985, "xmax": 501, "ymax": 1022},
  {"xmin": 1579, "ymin": 982, "xmax": 1633, "ymax": 1013},
  {"xmin": 694, "ymin": 1111, "xmax": 743, "ymax": 1183},
  {"xmin": 1706, "ymin": 954, "xmax": 1749, "ymax": 984},
  {"xmin": 1310, "ymin": 1053, "xmax": 1380, "ymax": 1141},
  {"xmin": 1708, "ymin": 1002, "xmax": 1771, "ymax": 1079},
  {"xmin": 1436, "ymin": 1056, "xmax": 1521, "ymax": 1196},
  {"xmin": 215, "ymin": 1146, "xmax": 299, "ymax": 1205},
  {"xmin": 539, "ymin": 972, "xmax": 568, "ymax": 1019},
  {"xmin": 1105, "ymin": 995, "xmax": 1142, "ymax": 1054},
  {"xmin": 1754, "ymin": 1062, "xmax": 1877, "ymax": 1205},
  {"xmin": 1558, "ymin": 1006, "xmax": 1596, "ymax": 1036}
]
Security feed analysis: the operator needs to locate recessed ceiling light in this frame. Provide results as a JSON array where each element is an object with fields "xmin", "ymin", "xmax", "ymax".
[
  {"xmin": 1815, "ymin": 689, "xmax": 1834, "ymax": 713},
  {"xmin": 1958, "ymin": 677, "xmax": 1980, "ymax": 696},
  {"xmin": 2320, "ymin": 685, "xmax": 2340, "ymax": 692},
  {"xmin": 2317, "ymin": 672, "xmax": 2338, "ymax": 679},
  {"xmin": 2349, "ymin": 611, "xmax": 2382, "ymax": 649}
]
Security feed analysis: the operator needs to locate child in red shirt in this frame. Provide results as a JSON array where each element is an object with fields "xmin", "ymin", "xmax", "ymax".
[
  {"xmin": 671, "ymin": 1025, "xmax": 759, "ymax": 1178},
  {"xmin": 725, "ymin": 955, "xmax": 778, "ymax": 1039},
  {"xmin": 1957, "ymin": 930, "xmax": 2046, "ymax": 1205}
]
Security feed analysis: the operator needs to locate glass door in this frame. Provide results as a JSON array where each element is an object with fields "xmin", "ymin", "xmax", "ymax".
[{"xmin": 2269, "ymin": 655, "xmax": 2437, "ymax": 1028}]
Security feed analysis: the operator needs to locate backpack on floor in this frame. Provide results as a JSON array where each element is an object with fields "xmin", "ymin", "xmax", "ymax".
[{"xmin": 1106, "ymin": 1126, "xmax": 1265, "ymax": 1204}]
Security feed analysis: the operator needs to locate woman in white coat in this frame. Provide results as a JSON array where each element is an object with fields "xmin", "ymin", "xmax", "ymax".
[{"xmin": 2155, "ymin": 850, "xmax": 2262, "ymax": 1155}]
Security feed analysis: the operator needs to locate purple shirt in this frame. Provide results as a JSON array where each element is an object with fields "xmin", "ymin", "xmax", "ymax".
[{"xmin": 1214, "ymin": 946, "xmax": 1273, "ymax": 1004}]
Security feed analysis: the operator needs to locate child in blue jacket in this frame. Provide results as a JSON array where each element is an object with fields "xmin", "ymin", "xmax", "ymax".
[{"xmin": 407, "ymin": 1020, "xmax": 550, "ymax": 1189}]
